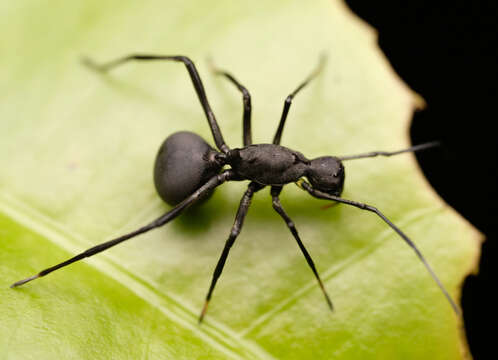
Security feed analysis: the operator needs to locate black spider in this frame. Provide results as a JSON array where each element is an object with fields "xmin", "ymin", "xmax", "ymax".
[{"xmin": 11, "ymin": 54, "xmax": 458, "ymax": 323}]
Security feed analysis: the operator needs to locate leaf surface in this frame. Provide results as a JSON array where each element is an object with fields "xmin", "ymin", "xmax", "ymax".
[{"xmin": 0, "ymin": 1, "xmax": 480, "ymax": 359}]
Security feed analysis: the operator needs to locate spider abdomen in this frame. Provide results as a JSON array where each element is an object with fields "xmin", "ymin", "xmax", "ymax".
[{"xmin": 153, "ymin": 131, "xmax": 222, "ymax": 205}]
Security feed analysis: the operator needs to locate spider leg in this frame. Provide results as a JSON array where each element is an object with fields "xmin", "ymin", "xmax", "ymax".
[
  {"xmin": 83, "ymin": 54, "xmax": 229, "ymax": 153},
  {"xmin": 299, "ymin": 180, "xmax": 461, "ymax": 316},
  {"xmin": 271, "ymin": 186, "xmax": 333, "ymax": 311},
  {"xmin": 199, "ymin": 181, "xmax": 264, "ymax": 323},
  {"xmin": 208, "ymin": 59, "xmax": 252, "ymax": 146},
  {"xmin": 272, "ymin": 55, "xmax": 326, "ymax": 145},
  {"xmin": 339, "ymin": 141, "xmax": 440, "ymax": 161},
  {"xmin": 11, "ymin": 170, "xmax": 237, "ymax": 288}
]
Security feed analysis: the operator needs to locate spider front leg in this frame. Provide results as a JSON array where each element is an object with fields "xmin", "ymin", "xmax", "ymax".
[
  {"xmin": 200, "ymin": 181, "xmax": 265, "ymax": 323},
  {"xmin": 298, "ymin": 180, "xmax": 461, "ymax": 316}
]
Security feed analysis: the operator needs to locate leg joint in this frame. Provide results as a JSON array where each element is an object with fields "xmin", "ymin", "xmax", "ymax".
[
  {"xmin": 229, "ymin": 228, "xmax": 240, "ymax": 239},
  {"xmin": 271, "ymin": 197, "xmax": 280, "ymax": 210},
  {"xmin": 176, "ymin": 55, "xmax": 193, "ymax": 65}
]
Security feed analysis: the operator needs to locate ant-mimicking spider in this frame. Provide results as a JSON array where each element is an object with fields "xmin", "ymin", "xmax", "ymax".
[{"xmin": 11, "ymin": 54, "xmax": 459, "ymax": 323}]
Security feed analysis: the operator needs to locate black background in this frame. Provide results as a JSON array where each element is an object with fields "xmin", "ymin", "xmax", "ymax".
[{"xmin": 344, "ymin": 1, "xmax": 496, "ymax": 358}]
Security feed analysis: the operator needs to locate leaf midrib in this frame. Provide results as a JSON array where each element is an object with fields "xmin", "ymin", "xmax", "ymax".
[
  {"xmin": 1, "ymin": 188, "xmax": 444, "ymax": 359},
  {"xmin": 0, "ymin": 191, "xmax": 275, "ymax": 360},
  {"xmin": 240, "ymin": 205, "xmax": 444, "ymax": 335}
]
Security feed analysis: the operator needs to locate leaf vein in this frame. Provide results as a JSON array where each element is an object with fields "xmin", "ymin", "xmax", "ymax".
[{"xmin": 0, "ymin": 191, "xmax": 275, "ymax": 360}]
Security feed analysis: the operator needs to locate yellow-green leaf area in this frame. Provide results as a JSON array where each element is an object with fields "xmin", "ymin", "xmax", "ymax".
[{"xmin": 0, "ymin": 0, "xmax": 480, "ymax": 359}]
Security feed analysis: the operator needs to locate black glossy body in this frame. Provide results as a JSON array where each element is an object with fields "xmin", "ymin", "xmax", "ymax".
[
  {"xmin": 227, "ymin": 144, "xmax": 309, "ymax": 185},
  {"xmin": 154, "ymin": 139, "xmax": 346, "ymax": 204},
  {"xmin": 154, "ymin": 131, "xmax": 221, "ymax": 205}
]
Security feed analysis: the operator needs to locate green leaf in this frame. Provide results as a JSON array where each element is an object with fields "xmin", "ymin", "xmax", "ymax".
[{"xmin": 0, "ymin": 1, "xmax": 481, "ymax": 359}]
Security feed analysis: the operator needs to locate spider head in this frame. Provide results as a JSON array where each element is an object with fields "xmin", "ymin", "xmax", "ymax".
[{"xmin": 306, "ymin": 156, "xmax": 345, "ymax": 196}]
